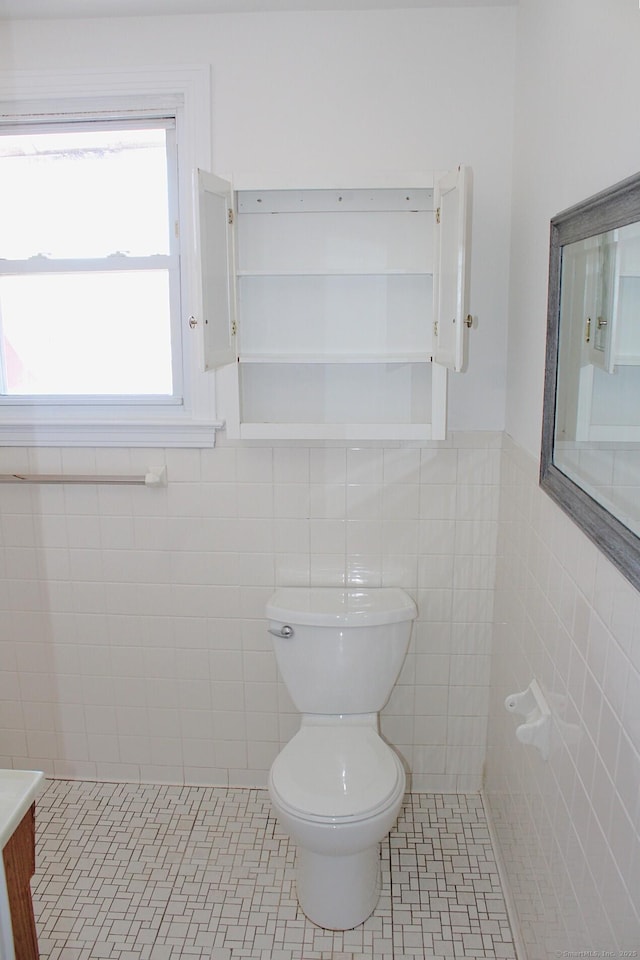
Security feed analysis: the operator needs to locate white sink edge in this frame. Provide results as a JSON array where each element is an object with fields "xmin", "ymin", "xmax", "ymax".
[{"xmin": 0, "ymin": 770, "xmax": 45, "ymax": 850}]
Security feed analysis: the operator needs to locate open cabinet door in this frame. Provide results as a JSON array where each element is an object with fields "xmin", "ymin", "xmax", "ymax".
[
  {"xmin": 432, "ymin": 165, "xmax": 471, "ymax": 373},
  {"xmin": 196, "ymin": 169, "xmax": 237, "ymax": 370},
  {"xmin": 584, "ymin": 232, "xmax": 620, "ymax": 375}
]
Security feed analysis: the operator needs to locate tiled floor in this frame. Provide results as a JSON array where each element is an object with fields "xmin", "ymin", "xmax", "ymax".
[{"xmin": 32, "ymin": 780, "xmax": 516, "ymax": 960}]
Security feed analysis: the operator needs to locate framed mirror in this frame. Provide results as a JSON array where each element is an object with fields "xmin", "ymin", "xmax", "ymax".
[{"xmin": 541, "ymin": 172, "xmax": 640, "ymax": 591}]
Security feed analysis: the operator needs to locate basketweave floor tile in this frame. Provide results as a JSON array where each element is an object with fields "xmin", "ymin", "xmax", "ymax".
[{"xmin": 32, "ymin": 781, "xmax": 515, "ymax": 960}]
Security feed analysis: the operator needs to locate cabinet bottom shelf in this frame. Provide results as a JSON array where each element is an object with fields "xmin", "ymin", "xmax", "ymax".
[
  {"xmin": 238, "ymin": 422, "xmax": 439, "ymax": 440},
  {"xmin": 239, "ymin": 361, "xmax": 433, "ymax": 430}
]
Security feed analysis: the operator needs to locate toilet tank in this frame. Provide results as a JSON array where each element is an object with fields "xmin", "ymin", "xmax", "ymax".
[{"xmin": 266, "ymin": 587, "xmax": 417, "ymax": 715}]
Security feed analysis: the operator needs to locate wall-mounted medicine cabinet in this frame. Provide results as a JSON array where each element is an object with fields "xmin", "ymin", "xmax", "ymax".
[{"xmin": 196, "ymin": 168, "xmax": 471, "ymax": 440}]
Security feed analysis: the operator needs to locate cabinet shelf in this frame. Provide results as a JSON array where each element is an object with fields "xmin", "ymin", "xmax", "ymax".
[
  {"xmin": 238, "ymin": 354, "xmax": 432, "ymax": 364},
  {"xmin": 239, "ymin": 422, "xmax": 436, "ymax": 441},
  {"xmin": 237, "ymin": 188, "xmax": 434, "ymax": 215},
  {"xmin": 237, "ymin": 273, "xmax": 432, "ymax": 359},
  {"xmin": 237, "ymin": 269, "xmax": 432, "ymax": 278}
]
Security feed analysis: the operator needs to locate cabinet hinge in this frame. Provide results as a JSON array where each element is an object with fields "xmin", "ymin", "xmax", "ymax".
[
  {"xmin": 231, "ymin": 319, "xmax": 237, "ymax": 336},
  {"xmin": 436, "ymin": 207, "xmax": 441, "ymax": 224},
  {"xmin": 433, "ymin": 320, "xmax": 439, "ymax": 338},
  {"xmin": 228, "ymin": 208, "xmax": 234, "ymax": 225}
]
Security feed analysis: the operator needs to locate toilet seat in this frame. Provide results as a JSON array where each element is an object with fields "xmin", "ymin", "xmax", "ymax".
[{"xmin": 269, "ymin": 723, "xmax": 405, "ymax": 823}]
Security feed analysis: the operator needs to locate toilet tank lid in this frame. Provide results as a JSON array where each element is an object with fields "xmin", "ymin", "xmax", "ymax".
[{"xmin": 266, "ymin": 587, "xmax": 417, "ymax": 626}]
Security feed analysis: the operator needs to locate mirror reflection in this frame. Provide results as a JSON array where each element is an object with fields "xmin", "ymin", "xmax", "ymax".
[{"xmin": 554, "ymin": 220, "xmax": 640, "ymax": 537}]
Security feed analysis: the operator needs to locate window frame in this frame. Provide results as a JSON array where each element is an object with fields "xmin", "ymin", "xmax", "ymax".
[{"xmin": 0, "ymin": 65, "xmax": 222, "ymax": 447}]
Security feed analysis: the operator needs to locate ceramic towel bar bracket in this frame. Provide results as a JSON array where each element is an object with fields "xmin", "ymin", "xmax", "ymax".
[
  {"xmin": 504, "ymin": 679, "xmax": 552, "ymax": 761},
  {"xmin": 0, "ymin": 466, "xmax": 167, "ymax": 487}
]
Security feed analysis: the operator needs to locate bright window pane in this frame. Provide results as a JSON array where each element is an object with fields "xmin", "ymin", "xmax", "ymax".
[
  {"xmin": 0, "ymin": 271, "xmax": 173, "ymax": 395},
  {"xmin": 0, "ymin": 126, "xmax": 171, "ymax": 260}
]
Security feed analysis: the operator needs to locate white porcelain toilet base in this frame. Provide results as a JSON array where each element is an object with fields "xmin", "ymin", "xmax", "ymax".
[
  {"xmin": 268, "ymin": 715, "xmax": 407, "ymax": 930},
  {"xmin": 265, "ymin": 588, "xmax": 417, "ymax": 933},
  {"xmin": 296, "ymin": 843, "xmax": 381, "ymax": 930}
]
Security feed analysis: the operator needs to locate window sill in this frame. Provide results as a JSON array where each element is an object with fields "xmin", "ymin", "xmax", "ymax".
[{"xmin": 0, "ymin": 419, "xmax": 224, "ymax": 447}]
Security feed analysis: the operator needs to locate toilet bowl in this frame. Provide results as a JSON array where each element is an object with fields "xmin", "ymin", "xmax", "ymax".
[
  {"xmin": 266, "ymin": 587, "xmax": 417, "ymax": 930},
  {"xmin": 269, "ymin": 714, "xmax": 406, "ymax": 929}
]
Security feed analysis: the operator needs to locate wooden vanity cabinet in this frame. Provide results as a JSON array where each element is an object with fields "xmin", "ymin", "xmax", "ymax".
[{"xmin": 3, "ymin": 805, "xmax": 39, "ymax": 960}]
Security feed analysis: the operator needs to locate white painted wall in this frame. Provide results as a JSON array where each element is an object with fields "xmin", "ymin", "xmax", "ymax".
[
  {"xmin": 0, "ymin": 7, "xmax": 515, "ymax": 431},
  {"xmin": 505, "ymin": 0, "xmax": 640, "ymax": 457},
  {"xmin": 486, "ymin": 0, "xmax": 640, "ymax": 954}
]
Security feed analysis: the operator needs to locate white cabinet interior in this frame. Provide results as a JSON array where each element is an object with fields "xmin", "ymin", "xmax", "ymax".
[{"xmin": 200, "ymin": 171, "xmax": 470, "ymax": 440}]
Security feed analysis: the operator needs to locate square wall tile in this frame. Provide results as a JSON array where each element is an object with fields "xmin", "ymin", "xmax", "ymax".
[{"xmin": 3, "ymin": 433, "xmax": 506, "ymax": 798}]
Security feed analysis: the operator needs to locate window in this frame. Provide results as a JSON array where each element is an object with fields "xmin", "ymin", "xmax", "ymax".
[
  {"xmin": 0, "ymin": 119, "xmax": 179, "ymax": 398},
  {"xmin": 0, "ymin": 66, "xmax": 220, "ymax": 446}
]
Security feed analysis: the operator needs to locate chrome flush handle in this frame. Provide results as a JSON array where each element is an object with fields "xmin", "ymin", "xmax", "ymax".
[{"xmin": 268, "ymin": 624, "xmax": 294, "ymax": 639}]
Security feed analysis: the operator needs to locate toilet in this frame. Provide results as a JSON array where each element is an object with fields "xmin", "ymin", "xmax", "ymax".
[{"xmin": 266, "ymin": 586, "xmax": 417, "ymax": 930}]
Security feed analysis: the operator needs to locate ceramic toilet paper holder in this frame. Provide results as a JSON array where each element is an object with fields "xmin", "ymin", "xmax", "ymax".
[{"xmin": 504, "ymin": 679, "xmax": 551, "ymax": 761}]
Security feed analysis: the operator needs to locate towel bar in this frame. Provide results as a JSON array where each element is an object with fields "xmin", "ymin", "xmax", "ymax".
[{"xmin": 0, "ymin": 467, "xmax": 167, "ymax": 487}]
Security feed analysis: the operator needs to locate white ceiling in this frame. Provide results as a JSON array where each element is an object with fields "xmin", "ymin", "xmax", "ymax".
[{"xmin": 0, "ymin": 0, "xmax": 515, "ymax": 21}]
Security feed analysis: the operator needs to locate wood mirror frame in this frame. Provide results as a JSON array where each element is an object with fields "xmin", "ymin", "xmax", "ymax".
[{"xmin": 540, "ymin": 171, "xmax": 640, "ymax": 592}]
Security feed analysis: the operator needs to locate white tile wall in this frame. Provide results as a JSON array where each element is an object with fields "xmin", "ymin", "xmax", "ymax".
[
  {"xmin": 0, "ymin": 433, "xmax": 501, "ymax": 792},
  {"xmin": 485, "ymin": 435, "xmax": 640, "ymax": 956}
]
